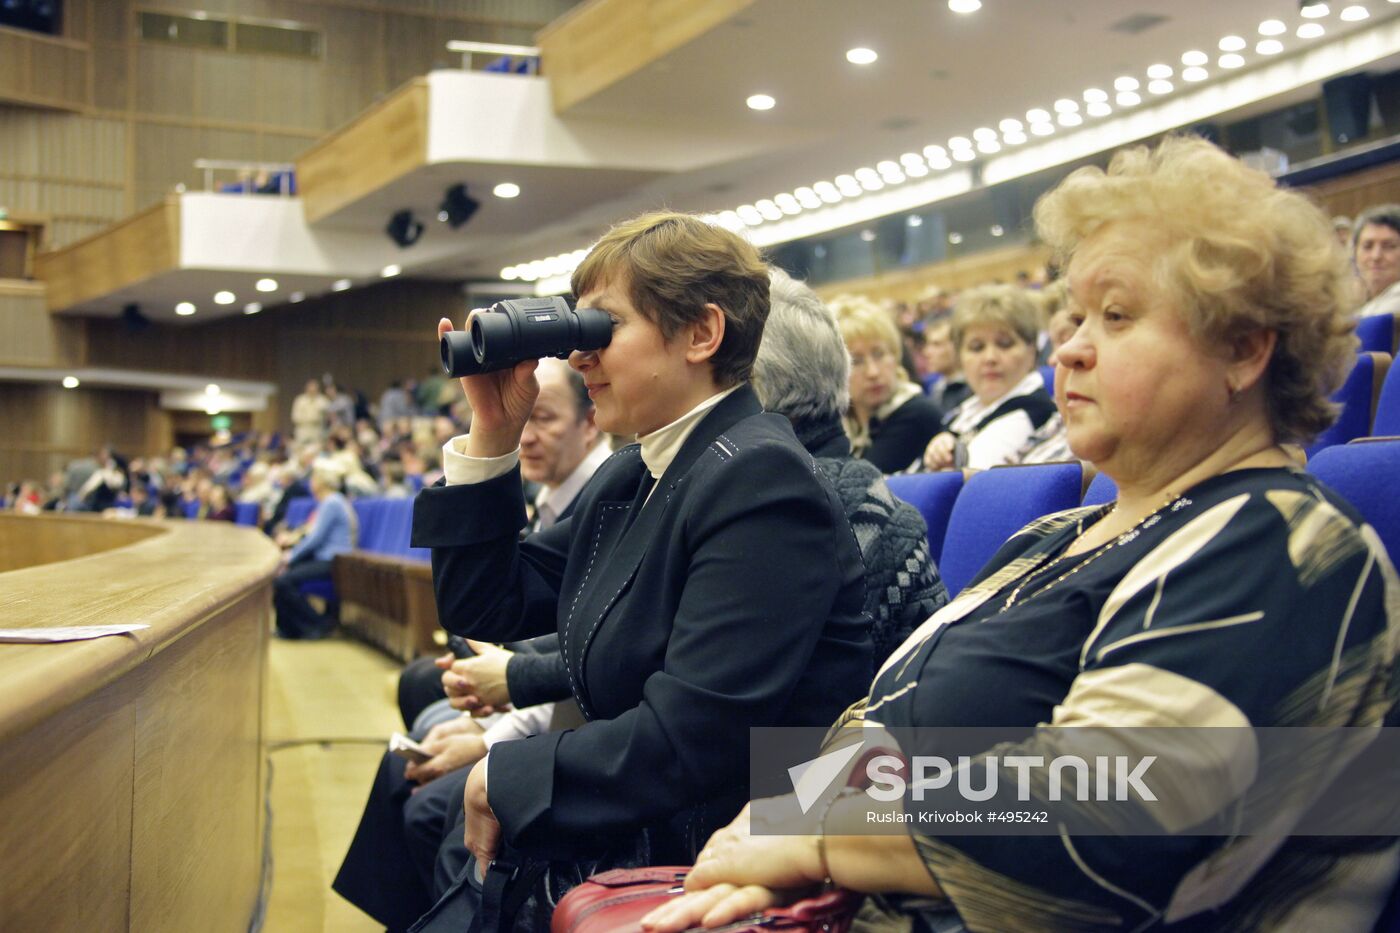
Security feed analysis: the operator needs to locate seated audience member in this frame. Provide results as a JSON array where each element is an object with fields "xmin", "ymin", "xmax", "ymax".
[
  {"xmin": 1041, "ymin": 278, "xmax": 1076, "ymax": 354},
  {"xmin": 837, "ymin": 299, "xmax": 944, "ymax": 473},
  {"xmin": 334, "ymin": 263, "xmax": 941, "ymax": 933},
  {"xmin": 75, "ymin": 448, "xmax": 127, "ymax": 512},
  {"xmin": 388, "ymin": 212, "xmax": 871, "ymax": 930},
  {"xmin": 206, "ymin": 483, "xmax": 235, "ymax": 522},
  {"xmin": 290, "ymin": 378, "xmax": 328, "ymax": 445},
  {"xmin": 922, "ymin": 284, "xmax": 1066, "ymax": 471},
  {"xmin": 1352, "ymin": 204, "xmax": 1400, "ymax": 317},
  {"xmin": 645, "ymin": 137, "xmax": 1399, "ymax": 933},
  {"xmin": 272, "ymin": 462, "xmax": 357, "ymax": 639},
  {"xmin": 920, "ymin": 314, "xmax": 971, "ymax": 412}
]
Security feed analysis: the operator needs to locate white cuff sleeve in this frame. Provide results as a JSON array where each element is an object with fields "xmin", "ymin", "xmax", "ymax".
[
  {"xmin": 442, "ymin": 434, "xmax": 520, "ymax": 486},
  {"xmin": 482, "ymin": 703, "xmax": 557, "ymax": 749}
]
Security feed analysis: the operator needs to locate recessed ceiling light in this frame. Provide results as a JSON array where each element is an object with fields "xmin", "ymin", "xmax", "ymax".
[
  {"xmin": 255, "ymin": 277, "xmax": 277, "ymax": 292},
  {"xmin": 949, "ymin": 136, "xmax": 973, "ymax": 150},
  {"xmin": 1340, "ymin": 5, "xmax": 1369, "ymax": 20},
  {"xmin": 746, "ymin": 93, "xmax": 775, "ymax": 111},
  {"xmin": 737, "ymin": 205, "xmax": 764, "ymax": 224},
  {"xmin": 243, "ymin": 302, "xmax": 262, "ymax": 314},
  {"xmin": 907, "ymin": 215, "xmax": 924, "ymax": 227},
  {"xmin": 500, "ymin": 267, "xmax": 519, "ymax": 280},
  {"xmin": 1083, "ymin": 88, "xmax": 1108, "ymax": 103},
  {"xmin": 1086, "ymin": 101, "xmax": 1113, "ymax": 117},
  {"xmin": 62, "ymin": 376, "xmax": 79, "ymax": 389},
  {"xmin": 859, "ymin": 175, "xmax": 885, "ymax": 191},
  {"xmin": 1117, "ymin": 91, "xmax": 1142, "ymax": 107},
  {"xmin": 756, "ymin": 198, "xmax": 784, "ymax": 218},
  {"xmin": 998, "ymin": 118, "xmax": 1023, "ymax": 133},
  {"xmin": 206, "ymin": 383, "xmax": 221, "ymax": 395},
  {"xmin": 906, "ymin": 162, "xmax": 930, "ymax": 177},
  {"xmin": 952, "ymin": 148, "xmax": 977, "ymax": 162},
  {"xmin": 814, "ymin": 182, "xmax": 842, "ymax": 203},
  {"xmin": 1147, "ymin": 63, "xmax": 1173, "ymax": 79},
  {"xmin": 990, "ymin": 224, "xmax": 1005, "ymax": 237},
  {"xmin": 854, "ymin": 167, "xmax": 879, "ymax": 181},
  {"xmin": 1256, "ymin": 39, "xmax": 1284, "ymax": 54},
  {"xmin": 1058, "ymin": 112, "xmax": 1084, "ymax": 127},
  {"xmin": 381, "ymin": 264, "xmax": 401, "ymax": 277},
  {"xmin": 1030, "ymin": 121, "xmax": 1056, "ymax": 136},
  {"xmin": 947, "ymin": 0, "xmax": 981, "ymax": 12},
  {"xmin": 973, "ymin": 127, "xmax": 998, "ymax": 141},
  {"xmin": 775, "ymin": 193, "xmax": 801, "ymax": 214},
  {"xmin": 794, "ymin": 187, "xmax": 822, "ymax": 208},
  {"xmin": 493, "ymin": 182, "xmax": 520, "ymax": 198},
  {"xmin": 1182, "ymin": 66, "xmax": 1209, "ymax": 82},
  {"xmin": 1300, "ymin": 3, "xmax": 1329, "ymax": 17},
  {"xmin": 1297, "ymin": 22, "xmax": 1325, "ymax": 37},
  {"xmin": 1026, "ymin": 108, "xmax": 1051, "ymax": 123},
  {"xmin": 289, "ymin": 291, "xmax": 305, "ymax": 303},
  {"xmin": 846, "ymin": 47, "xmax": 878, "ymax": 65},
  {"xmin": 1218, "ymin": 53, "xmax": 1245, "ymax": 69},
  {"xmin": 977, "ymin": 139, "xmax": 1001, "ymax": 154},
  {"xmin": 1003, "ymin": 131, "xmax": 1028, "ymax": 145},
  {"xmin": 332, "ymin": 279, "xmax": 351, "ymax": 291},
  {"xmin": 923, "ymin": 144, "xmax": 948, "ymax": 160},
  {"xmin": 859, "ymin": 229, "xmax": 877, "ymax": 242},
  {"xmin": 1181, "ymin": 50, "xmax": 1208, "ymax": 66},
  {"xmin": 1218, "ymin": 35, "xmax": 1246, "ymax": 52},
  {"xmin": 1114, "ymin": 76, "xmax": 1140, "ymax": 92},
  {"xmin": 1258, "ymin": 19, "xmax": 1286, "ymax": 35},
  {"xmin": 214, "ymin": 291, "xmax": 235, "ymax": 305},
  {"xmin": 1054, "ymin": 98, "xmax": 1079, "ymax": 113},
  {"xmin": 175, "ymin": 302, "xmax": 196, "ymax": 316},
  {"xmin": 1148, "ymin": 79, "xmax": 1174, "ymax": 95},
  {"xmin": 899, "ymin": 152, "xmax": 924, "ymax": 167},
  {"xmin": 948, "ymin": 232, "xmax": 964, "ymax": 244}
]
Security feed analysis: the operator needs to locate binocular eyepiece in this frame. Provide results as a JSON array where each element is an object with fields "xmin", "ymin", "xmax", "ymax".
[{"xmin": 439, "ymin": 297, "xmax": 613, "ymax": 377}]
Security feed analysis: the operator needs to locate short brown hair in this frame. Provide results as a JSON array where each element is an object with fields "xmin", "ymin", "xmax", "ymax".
[
  {"xmin": 951, "ymin": 284, "xmax": 1042, "ymax": 350},
  {"xmin": 572, "ymin": 212, "xmax": 770, "ymax": 386}
]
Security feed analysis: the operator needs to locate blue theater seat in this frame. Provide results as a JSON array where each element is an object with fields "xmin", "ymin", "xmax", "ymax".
[
  {"xmin": 1357, "ymin": 313, "xmax": 1396, "ymax": 355},
  {"xmin": 1373, "ymin": 358, "xmax": 1400, "ymax": 438},
  {"xmin": 885, "ymin": 471, "xmax": 964, "ymax": 566},
  {"xmin": 938, "ymin": 461, "xmax": 1084, "ymax": 597},
  {"xmin": 1037, "ymin": 364, "xmax": 1055, "ymax": 396},
  {"xmin": 1082, "ymin": 471, "xmax": 1118, "ymax": 507},
  {"xmin": 183, "ymin": 500, "xmax": 200, "ymax": 519},
  {"xmin": 284, "ymin": 496, "xmax": 315, "ymax": 529},
  {"xmin": 1308, "ymin": 440, "xmax": 1400, "ymax": 567},
  {"xmin": 234, "ymin": 502, "xmax": 259, "ymax": 526},
  {"xmin": 1307, "ymin": 353, "xmax": 1390, "ymax": 457}
]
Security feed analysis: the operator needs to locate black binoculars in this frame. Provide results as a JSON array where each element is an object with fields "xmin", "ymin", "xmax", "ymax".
[{"xmin": 439, "ymin": 297, "xmax": 613, "ymax": 377}]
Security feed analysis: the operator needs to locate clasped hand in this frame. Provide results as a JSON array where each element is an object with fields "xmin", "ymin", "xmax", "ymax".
[{"xmin": 436, "ymin": 640, "xmax": 514, "ymax": 715}]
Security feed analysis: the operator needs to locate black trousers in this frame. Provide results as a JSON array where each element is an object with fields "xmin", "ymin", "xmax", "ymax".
[{"xmin": 272, "ymin": 559, "xmax": 334, "ymax": 638}]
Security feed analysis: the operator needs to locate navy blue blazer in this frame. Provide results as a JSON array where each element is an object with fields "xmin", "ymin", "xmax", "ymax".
[{"xmin": 411, "ymin": 385, "xmax": 871, "ymax": 859}]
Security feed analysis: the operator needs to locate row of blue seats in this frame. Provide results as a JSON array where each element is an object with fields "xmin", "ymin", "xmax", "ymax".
[
  {"xmin": 284, "ymin": 495, "xmax": 428, "ymax": 562},
  {"xmin": 887, "ymin": 439, "xmax": 1400, "ymax": 599}
]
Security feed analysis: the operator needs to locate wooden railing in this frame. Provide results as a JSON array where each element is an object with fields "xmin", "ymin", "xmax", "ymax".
[{"xmin": 0, "ymin": 25, "xmax": 90, "ymax": 112}]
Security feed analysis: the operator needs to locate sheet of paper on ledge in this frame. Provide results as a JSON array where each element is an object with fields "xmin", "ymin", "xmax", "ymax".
[{"xmin": 0, "ymin": 624, "xmax": 150, "ymax": 643}]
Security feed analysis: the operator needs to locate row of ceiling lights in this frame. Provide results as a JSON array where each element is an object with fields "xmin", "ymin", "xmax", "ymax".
[
  {"xmin": 170, "ymin": 263, "xmax": 416, "ymax": 317},
  {"xmin": 500, "ymin": 2, "xmax": 1382, "ymax": 283}
]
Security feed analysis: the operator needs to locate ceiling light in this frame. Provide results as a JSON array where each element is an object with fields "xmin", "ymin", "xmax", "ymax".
[
  {"xmin": 814, "ymin": 182, "xmax": 842, "ymax": 203},
  {"xmin": 501, "ymin": 267, "xmax": 519, "ymax": 280},
  {"xmin": 952, "ymin": 148, "xmax": 977, "ymax": 162},
  {"xmin": 999, "ymin": 118, "xmax": 1023, "ymax": 133},
  {"xmin": 1300, "ymin": 3, "xmax": 1329, "ymax": 17},
  {"xmin": 794, "ymin": 187, "xmax": 822, "ymax": 208},
  {"xmin": 899, "ymin": 152, "xmax": 924, "ymax": 167},
  {"xmin": 214, "ymin": 291, "xmax": 235, "ymax": 305},
  {"xmin": 243, "ymin": 302, "xmax": 261, "ymax": 315},
  {"xmin": 877, "ymin": 159, "xmax": 903, "ymax": 174},
  {"xmin": 906, "ymin": 162, "xmax": 929, "ymax": 177},
  {"xmin": 492, "ymin": 182, "xmax": 520, "ymax": 199},
  {"xmin": 1218, "ymin": 53, "xmax": 1245, "ymax": 69},
  {"xmin": 947, "ymin": 0, "xmax": 981, "ymax": 12},
  {"xmin": 1148, "ymin": 79, "xmax": 1174, "ymax": 95},
  {"xmin": 61, "ymin": 376, "xmax": 79, "ymax": 389},
  {"xmin": 859, "ymin": 175, "xmax": 885, "ymax": 191},
  {"xmin": 1114, "ymin": 76, "xmax": 1140, "ymax": 91},
  {"xmin": 1086, "ymin": 101, "xmax": 1112, "ymax": 117},
  {"xmin": 381, "ymin": 264, "xmax": 401, "ymax": 277},
  {"xmin": 846, "ymin": 47, "xmax": 878, "ymax": 65},
  {"xmin": 859, "ymin": 229, "xmax": 877, "ymax": 242},
  {"xmin": 756, "ymin": 199, "xmax": 784, "ymax": 219},
  {"xmin": 835, "ymin": 174, "xmax": 863, "ymax": 195},
  {"xmin": 775, "ymin": 193, "xmax": 801, "ymax": 214},
  {"xmin": 1340, "ymin": 5, "xmax": 1369, "ymax": 20},
  {"xmin": 1182, "ymin": 66, "xmax": 1209, "ymax": 82},
  {"xmin": 175, "ymin": 301, "xmax": 196, "ymax": 315},
  {"xmin": 1003, "ymin": 131, "xmax": 1028, "ymax": 145},
  {"xmin": 973, "ymin": 127, "xmax": 998, "ymax": 141},
  {"xmin": 1054, "ymin": 98, "xmax": 1079, "ymax": 113},
  {"xmin": 1218, "ymin": 35, "xmax": 1246, "ymax": 51},
  {"xmin": 255, "ymin": 278, "xmax": 277, "ymax": 292},
  {"xmin": 332, "ymin": 279, "xmax": 351, "ymax": 292},
  {"xmin": 927, "ymin": 156, "xmax": 952, "ymax": 170},
  {"xmin": 746, "ymin": 93, "xmax": 775, "ymax": 110},
  {"xmin": 855, "ymin": 167, "xmax": 880, "ymax": 181},
  {"xmin": 908, "ymin": 215, "xmax": 924, "ymax": 227},
  {"xmin": 1117, "ymin": 90, "xmax": 1142, "ymax": 107},
  {"xmin": 1259, "ymin": 19, "xmax": 1286, "ymax": 35},
  {"xmin": 1026, "ymin": 108, "xmax": 1051, "ymax": 123},
  {"xmin": 1083, "ymin": 88, "xmax": 1108, "ymax": 103},
  {"xmin": 1297, "ymin": 22, "xmax": 1325, "ymax": 37},
  {"xmin": 289, "ymin": 291, "xmax": 305, "ymax": 303},
  {"xmin": 1058, "ymin": 111, "xmax": 1084, "ymax": 127},
  {"xmin": 990, "ymin": 224, "xmax": 1005, "ymax": 237},
  {"xmin": 1181, "ymin": 50, "xmax": 1208, "ymax": 66},
  {"xmin": 206, "ymin": 383, "xmax": 221, "ymax": 395},
  {"xmin": 1030, "ymin": 121, "xmax": 1056, "ymax": 136},
  {"xmin": 737, "ymin": 204, "xmax": 764, "ymax": 224},
  {"xmin": 948, "ymin": 232, "xmax": 964, "ymax": 244},
  {"xmin": 1257, "ymin": 39, "xmax": 1283, "ymax": 54},
  {"xmin": 977, "ymin": 139, "xmax": 1001, "ymax": 154},
  {"xmin": 949, "ymin": 136, "xmax": 973, "ymax": 150},
  {"xmin": 923, "ymin": 144, "xmax": 948, "ymax": 159},
  {"xmin": 1147, "ymin": 63, "xmax": 1173, "ymax": 79}
]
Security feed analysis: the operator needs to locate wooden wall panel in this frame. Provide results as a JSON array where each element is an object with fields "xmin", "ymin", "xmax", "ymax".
[
  {"xmin": 0, "ymin": 382, "xmax": 162, "ymax": 484},
  {"xmin": 0, "ymin": 25, "xmax": 91, "ymax": 112},
  {"xmin": 83, "ymin": 312, "xmax": 281, "ymax": 381},
  {"xmin": 0, "ymin": 283, "xmax": 85, "ymax": 368},
  {"xmin": 814, "ymin": 243, "xmax": 1054, "ymax": 307},
  {"xmin": 1303, "ymin": 161, "xmax": 1400, "ymax": 221}
]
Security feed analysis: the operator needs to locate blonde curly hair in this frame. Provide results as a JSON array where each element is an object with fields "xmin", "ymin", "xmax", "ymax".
[{"xmin": 1033, "ymin": 135, "xmax": 1357, "ymax": 444}]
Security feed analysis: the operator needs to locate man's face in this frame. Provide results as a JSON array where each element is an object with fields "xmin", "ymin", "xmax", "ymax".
[
  {"xmin": 520, "ymin": 362, "xmax": 598, "ymax": 488},
  {"xmin": 1356, "ymin": 222, "xmax": 1400, "ymax": 298}
]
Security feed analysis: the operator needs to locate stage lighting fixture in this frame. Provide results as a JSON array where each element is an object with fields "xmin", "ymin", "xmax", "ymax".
[
  {"xmin": 437, "ymin": 184, "xmax": 480, "ymax": 229},
  {"xmin": 386, "ymin": 209, "xmax": 424, "ymax": 248}
]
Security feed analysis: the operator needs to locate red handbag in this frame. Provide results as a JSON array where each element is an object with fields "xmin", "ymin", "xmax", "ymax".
[{"xmin": 550, "ymin": 867, "xmax": 860, "ymax": 933}]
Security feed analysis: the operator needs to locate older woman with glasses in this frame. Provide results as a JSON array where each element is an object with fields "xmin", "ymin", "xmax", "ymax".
[{"xmin": 644, "ymin": 137, "xmax": 1399, "ymax": 933}]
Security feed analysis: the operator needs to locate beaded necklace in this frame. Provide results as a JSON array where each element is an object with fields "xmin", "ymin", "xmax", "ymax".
[{"xmin": 1000, "ymin": 493, "xmax": 1192, "ymax": 611}]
